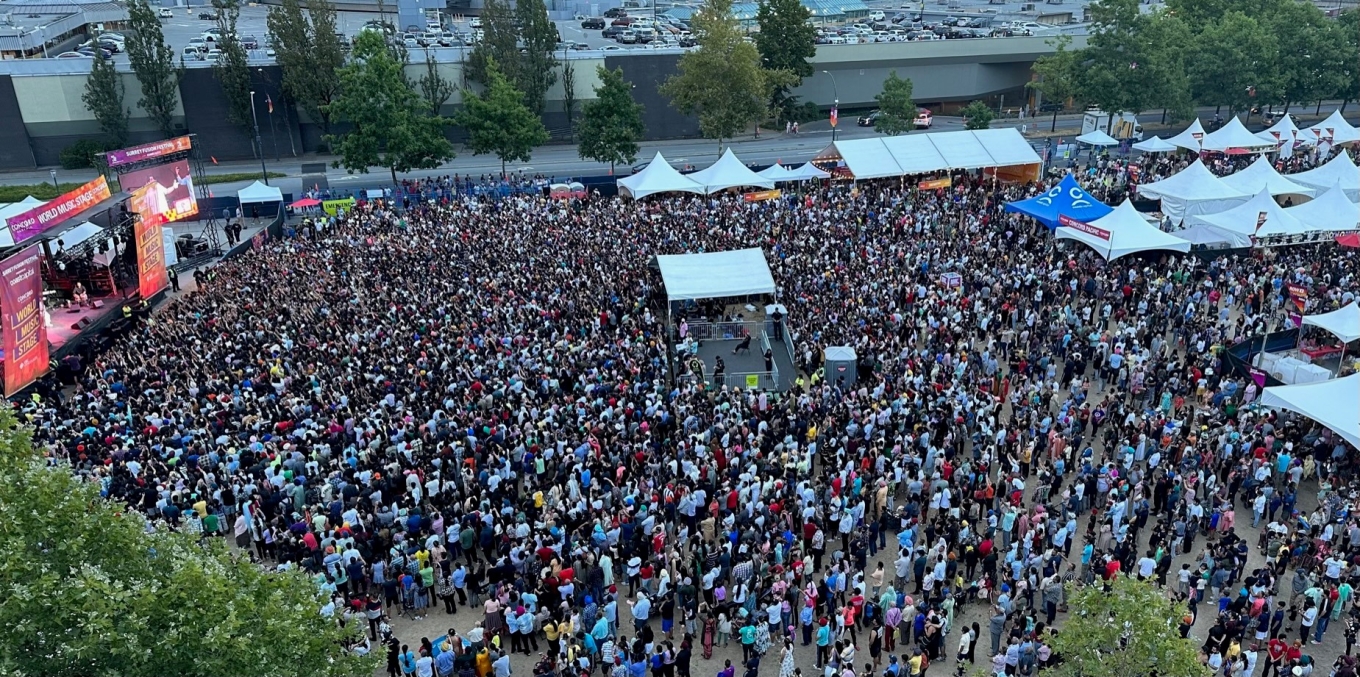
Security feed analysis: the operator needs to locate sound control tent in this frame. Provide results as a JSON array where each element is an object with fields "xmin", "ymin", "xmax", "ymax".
[
  {"xmin": 237, "ymin": 180, "xmax": 283, "ymax": 204},
  {"xmin": 1286, "ymin": 183, "xmax": 1360, "ymax": 233},
  {"xmin": 1075, "ymin": 130, "xmax": 1120, "ymax": 147},
  {"xmin": 1137, "ymin": 159, "xmax": 1251, "ymax": 223},
  {"xmin": 1218, "ymin": 156, "xmax": 1316, "ymax": 199},
  {"xmin": 654, "ymin": 248, "xmax": 776, "ymax": 301},
  {"xmin": 1132, "ymin": 137, "xmax": 1178, "ymax": 153},
  {"xmin": 1260, "ymin": 373, "xmax": 1360, "ymax": 448},
  {"xmin": 617, "ymin": 153, "xmax": 705, "ymax": 199},
  {"xmin": 1055, "ymin": 199, "xmax": 1190, "ymax": 260},
  {"xmin": 1180, "ymin": 188, "xmax": 1309, "ymax": 247},
  {"xmin": 1302, "ymin": 302, "xmax": 1360, "ymax": 344},
  {"xmin": 1005, "ymin": 173, "xmax": 1112, "ymax": 230},
  {"xmin": 686, "ymin": 149, "xmax": 776, "ymax": 194}
]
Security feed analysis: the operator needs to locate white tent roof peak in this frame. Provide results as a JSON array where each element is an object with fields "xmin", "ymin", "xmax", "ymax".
[
  {"xmin": 237, "ymin": 180, "xmax": 283, "ymax": 205},
  {"xmin": 1289, "ymin": 152, "xmax": 1360, "ymax": 200},
  {"xmin": 654, "ymin": 248, "xmax": 776, "ymax": 301},
  {"xmin": 1165, "ymin": 118, "xmax": 1207, "ymax": 150},
  {"xmin": 1257, "ymin": 115, "xmax": 1302, "ymax": 146},
  {"xmin": 785, "ymin": 162, "xmax": 831, "ymax": 181},
  {"xmin": 1309, "ymin": 110, "xmax": 1360, "ymax": 144},
  {"xmin": 617, "ymin": 152, "xmax": 705, "ymax": 199},
  {"xmin": 1076, "ymin": 130, "xmax": 1120, "ymax": 146},
  {"xmin": 1181, "ymin": 188, "xmax": 1308, "ymax": 247},
  {"xmin": 756, "ymin": 163, "xmax": 795, "ymax": 181},
  {"xmin": 1261, "ymin": 373, "xmax": 1360, "ymax": 448},
  {"xmin": 1219, "ymin": 156, "xmax": 1316, "ymax": 198},
  {"xmin": 1137, "ymin": 159, "xmax": 1252, "ymax": 222},
  {"xmin": 1286, "ymin": 182, "xmax": 1360, "ymax": 233},
  {"xmin": 1201, "ymin": 115, "xmax": 1276, "ymax": 151},
  {"xmin": 1055, "ymin": 199, "xmax": 1190, "ymax": 260},
  {"xmin": 686, "ymin": 149, "xmax": 775, "ymax": 194},
  {"xmin": 1132, "ymin": 136, "xmax": 1178, "ymax": 153},
  {"xmin": 1303, "ymin": 302, "xmax": 1360, "ymax": 343}
]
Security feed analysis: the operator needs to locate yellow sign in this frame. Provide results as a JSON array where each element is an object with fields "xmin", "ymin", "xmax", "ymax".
[
  {"xmin": 743, "ymin": 189, "xmax": 782, "ymax": 203},
  {"xmin": 322, "ymin": 197, "xmax": 356, "ymax": 216},
  {"xmin": 917, "ymin": 177, "xmax": 952, "ymax": 190},
  {"xmin": 746, "ymin": 374, "xmax": 760, "ymax": 389}
]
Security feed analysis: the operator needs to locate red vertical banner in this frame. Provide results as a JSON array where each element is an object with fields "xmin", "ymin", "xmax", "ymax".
[
  {"xmin": 135, "ymin": 211, "xmax": 168, "ymax": 299},
  {"xmin": 829, "ymin": 107, "xmax": 838, "ymax": 128},
  {"xmin": 0, "ymin": 245, "xmax": 48, "ymax": 396}
]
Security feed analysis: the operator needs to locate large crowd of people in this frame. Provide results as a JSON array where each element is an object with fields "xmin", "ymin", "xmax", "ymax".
[{"xmin": 17, "ymin": 132, "xmax": 1360, "ymax": 677}]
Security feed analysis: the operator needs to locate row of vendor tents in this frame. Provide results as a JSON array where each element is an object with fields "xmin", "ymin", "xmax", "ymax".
[
  {"xmin": 1074, "ymin": 109, "xmax": 1360, "ymax": 156},
  {"xmin": 619, "ymin": 149, "xmax": 830, "ymax": 199}
]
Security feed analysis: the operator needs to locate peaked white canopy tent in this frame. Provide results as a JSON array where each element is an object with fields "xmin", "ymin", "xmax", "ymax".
[
  {"xmin": 0, "ymin": 196, "xmax": 46, "ymax": 247},
  {"xmin": 757, "ymin": 163, "xmax": 796, "ymax": 181},
  {"xmin": 813, "ymin": 128, "xmax": 1041, "ymax": 180},
  {"xmin": 686, "ymin": 149, "xmax": 775, "ymax": 194},
  {"xmin": 1132, "ymin": 136, "xmax": 1178, "ymax": 153},
  {"xmin": 1200, "ymin": 116, "xmax": 1276, "ymax": 152},
  {"xmin": 1286, "ymin": 184, "xmax": 1360, "ymax": 233},
  {"xmin": 1180, "ymin": 189, "xmax": 1309, "ymax": 247},
  {"xmin": 1303, "ymin": 302, "xmax": 1360, "ymax": 343},
  {"xmin": 1137, "ymin": 159, "xmax": 1252, "ymax": 223},
  {"xmin": 1055, "ymin": 199, "xmax": 1190, "ymax": 260},
  {"xmin": 1260, "ymin": 373, "xmax": 1360, "ymax": 448},
  {"xmin": 1307, "ymin": 110, "xmax": 1360, "ymax": 145},
  {"xmin": 1075, "ymin": 130, "xmax": 1120, "ymax": 147},
  {"xmin": 618, "ymin": 153, "xmax": 704, "ymax": 199},
  {"xmin": 654, "ymin": 248, "xmax": 776, "ymax": 302},
  {"xmin": 1257, "ymin": 115, "xmax": 1303, "ymax": 146},
  {"xmin": 785, "ymin": 162, "xmax": 831, "ymax": 181},
  {"xmin": 1288, "ymin": 152, "xmax": 1360, "ymax": 201},
  {"xmin": 1219, "ymin": 156, "xmax": 1316, "ymax": 199},
  {"xmin": 237, "ymin": 180, "xmax": 283, "ymax": 205},
  {"xmin": 1165, "ymin": 119, "xmax": 1207, "ymax": 151}
]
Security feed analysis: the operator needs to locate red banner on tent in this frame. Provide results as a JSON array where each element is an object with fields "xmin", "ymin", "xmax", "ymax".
[
  {"xmin": 1255, "ymin": 211, "xmax": 1268, "ymax": 233},
  {"xmin": 0, "ymin": 245, "xmax": 48, "ymax": 396},
  {"xmin": 829, "ymin": 107, "xmax": 838, "ymax": 128},
  {"xmin": 135, "ymin": 208, "xmax": 168, "ymax": 299},
  {"xmin": 1058, "ymin": 214, "xmax": 1111, "ymax": 241}
]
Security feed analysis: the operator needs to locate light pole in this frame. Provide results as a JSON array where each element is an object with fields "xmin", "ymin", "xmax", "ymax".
[
  {"xmin": 48, "ymin": 169, "xmax": 57, "ymax": 190},
  {"xmin": 822, "ymin": 69, "xmax": 839, "ymax": 141},
  {"xmin": 248, "ymin": 90, "xmax": 269, "ymax": 185}
]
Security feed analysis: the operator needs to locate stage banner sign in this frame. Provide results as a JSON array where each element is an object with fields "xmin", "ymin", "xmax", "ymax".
[
  {"xmin": 918, "ymin": 177, "xmax": 953, "ymax": 190},
  {"xmin": 1287, "ymin": 283, "xmax": 1308, "ymax": 311},
  {"xmin": 135, "ymin": 207, "xmax": 169, "ymax": 299},
  {"xmin": 1058, "ymin": 214, "xmax": 1111, "ymax": 241},
  {"xmin": 6, "ymin": 176, "xmax": 111, "ymax": 244},
  {"xmin": 742, "ymin": 190, "xmax": 781, "ymax": 203},
  {"xmin": 105, "ymin": 136, "xmax": 192, "ymax": 168},
  {"xmin": 0, "ymin": 245, "xmax": 48, "ymax": 396}
]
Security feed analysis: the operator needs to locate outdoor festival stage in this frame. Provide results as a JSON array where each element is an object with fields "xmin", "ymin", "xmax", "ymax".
[{"xmin": 44, "ymin": 287, "xmax": 138, "ymax": 358}]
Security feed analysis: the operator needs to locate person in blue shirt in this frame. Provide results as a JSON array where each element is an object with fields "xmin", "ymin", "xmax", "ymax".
[{"xmin": 399, "ymin": 645, "xmax": 418, "ymax": 676}]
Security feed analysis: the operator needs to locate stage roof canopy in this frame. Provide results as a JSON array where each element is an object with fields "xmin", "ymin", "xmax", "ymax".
[
  {"xmin": 1261, "ymin": 373, "xmax": 1360, "ymax": 448},
  {"xmin": 655, "ymin": 248, "xmax": 776, "ymax": 301}
]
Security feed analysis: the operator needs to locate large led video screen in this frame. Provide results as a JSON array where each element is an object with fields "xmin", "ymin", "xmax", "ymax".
[{"xmin": 118, "ymin": 160, "xmax": 199, "ymax": 226}]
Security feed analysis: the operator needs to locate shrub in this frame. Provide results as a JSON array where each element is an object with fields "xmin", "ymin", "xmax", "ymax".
[{"xmin": 59, "ymin": 138, "xmax": 106, "ymax": 169}]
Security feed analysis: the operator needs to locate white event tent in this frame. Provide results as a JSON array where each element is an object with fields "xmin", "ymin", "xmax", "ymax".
[
  {"xmin": 0, "ymin": 196, "xmax": 46, "ymax": 247},
  {"xmin": 757, "ymin": 163, "xmax": 796, "ymax": 181},
  {"xmin": 686, "ymin": 149, "xmax": 775, "ymax": 194},
  {"xmin": 1303, "ymin": 302, "xmax": 1360, "ymax": 344},
  {"xmin": 1307, "ymin": 110, "xmax": 1360, "ymax": 145},
  {"xmin": 1055, "ymin": 199, "xmax": 1190, "ymax": 260},
  {"xmin": 1075, "ymin": 130, "xmax": 1120, "ymax": 147},
  {"xmin": 237, "ymin": 180, "xmax": 283, "ymax": 205},
  {"xmin": 1260, "ymin": 373, "xmax": 1360, "ymax": 448},
  {"xmin": 618, "ymin": 152, "xmax": 704, "ymax": 199},
  {"xmin": 814, "ymin": 128, "xmax": 1041, "ymax": 180},
  {"xmin": 1219, "ymin": 156, "xmax": 1316, "ymax": 199},
  {"xmin": 756, "ymin": 162, "xmax": 831, "ymax": 182},
  {"xmin": 1256, "ymin": 115, "xmax": 1307, "ymax": 153},
  {"xmin": 1137, "ymin": 159, "xmax": 1251, "ymax": 223},
  {"xmin": 654, "ymin": 248, "xmax": 776, "ymax": 301},
  {"xmin": 1132, "ymin": 137, "xmax": 1178, "ymax": 153},
  {"xmin": 1200, "ymin": 116, "xmax": 1276, "ymax": 152},
  {"xmin": 1165, "ymin": 119, "xmax": 1207, "ymax": 151},
  {"xmin": 1288, "ymin": 152, "xmax": 1360, "ymax": 201},
  {"xmin": 1286, "ymin": 183, "xmax": 1360, "ymax": 233},
  {"xmin": 1180, "ymin": 189, "xmax": 1309, "ymax": 247}
]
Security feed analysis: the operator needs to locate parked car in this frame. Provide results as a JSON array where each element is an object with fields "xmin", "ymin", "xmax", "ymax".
[
  {"xmin": 611, "ymin": 16, "xmax": 636, "ymax": 26},
  {"xmin": 604, "ymin": 7, "xmax": 629, "ymax": 17},
  {"xmin": 438, "ymin": 31, "xmax": 456, "ymax": 46},
  {"xmin": 581, "ymin": 16, "xmax": 606, "ymax": 29},
  {"xmin": 205, "ymin": 49, "xmax": 222, "ymax": 62},
  {"xmin": 158, "ymin": 7, "xmax": 174, "ymax": 18},
  {"xmin": 201, "ymin": 28, "xmax": 223, "ymax": 41},
  {"xmin": 868, "ymin": 10, "xmax": 885, "ymax": 21},
  {"xmin": 600, "ymin": 44, "xmax": 624, "ymax": 51},
  {"xmin": 56, "ymin": 51, "xmax": 92, "ymax": 58},
  {"xmin": 618, "ymin": 29, "xmax": 638, "ymax": 43},
  {"xmin": 913, "ymin": 110, "xmax": 933, "ymax": 128},
  {"xmin": 241, "ymin": 35, "xmax": 259, "ymax": 49},
  {"xmin": 182, "ymin": 45, "xmax": 203, "ymax": 59},
  {"xmin": 468, "ymin": 17, "xmax": 482, "ymax": 28},
  {"xmin": 1038, "ymin": 101, "xmax": 1063, "ymax": 113},
  {"xmin": 602, "ymin": 25, "xmax": 626, "ymax": 38},
  {"xmin": 187, "ymin": 37, "xmax": 208, "ymax": 52},
  {"xmin": 858, "ymin": 110, "xmax": 882, "ymax": 126}
]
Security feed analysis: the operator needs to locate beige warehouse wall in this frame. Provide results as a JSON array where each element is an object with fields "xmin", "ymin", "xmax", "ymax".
[{"xmin": 13, "ymin": 71, "xmax": 185, "ymax": 124}]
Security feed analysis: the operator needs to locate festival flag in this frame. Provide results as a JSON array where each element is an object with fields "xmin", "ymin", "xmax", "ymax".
[
  {"xmin": 210, "ymin": 156, "xmax": 218, "ymax": 165},
  {"xmin": 829, "ymin": 106, "xmax": 838, "ymax": 128},
  {"xmin": 266, "ymin": 94, "xmax": 274, "ymax": 114}
]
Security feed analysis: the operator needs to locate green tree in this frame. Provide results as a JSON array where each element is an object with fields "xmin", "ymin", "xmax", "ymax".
[
  {"xmin": 961, "ymin": 100, "xmax": 993, "ymax": 130},
  {"xmin": 0, "ymin": 409, "xmax": 378, "ymax": 677},
  {"xmin": 661, "ymin": 0, "xmax": 768, "ymax": 151},
  {"xmin": 466, "ymin": 0, "xmax": 520, "ymax": 87},
  {"xmin": 753, "ymin": 0, "xmax": 816, "ymax": 121},
  {"xmin": 1047, "ymin": 576, "xmax": 1211, "ymax": 677},
  {"xmin": 872, "ymin": 70, "xmax": 915, "ymax": 136},
  {"xmin": 578, "ymin": 66, "xmax": 645, "ymax": 173},
  {"xmin": 418, "ymin": 49, "xmax": 456, "ymax": 116},
  {"xmin": 1186, "ymin": 11, "xmax": 1279, "ymax": 113},
  {"xmin": 267, "ymin": 0, "xmax": 345, "ymax": 136},
  {"xmin": 211, "ymin": 0, "xmax": 253, "ymax": 135},
  {"xmin": 1338, "ymin": 11, "xmax": 1360, "ymax": 110},
  {"xmin": 561, "ymin": 59, "xmax": 578, "ymax": 130},
  {"xmin": 1027, "ymin": 34, "xmax": 1079, "ymax": 131},
  {"xmin": 515, "ymin": 0, "xmax": 559, "ymax": 116},
  {"xmin": 124, "ymin": 0, "xmax": 181, "ymax": 137},
  {"xmin": 1163, "ymin": 0, "xmax": 1281, "ymax": 28},
  {"xmin": 325, "ymin": 31, "xmax": 455, "ymax": 183},
  {"xmin": 1077, "ymin": 2, "xmax": 1192, "ymax": 119},
  {"xmin": 1265, "ymin": 3, "xmax": 1346, "ymax": 112},
  {"xmin": 82, "ymin": 54, "xmax": 129, "ymax": 148},
  {"xmin": 457, "ymin": 57, "xmax": 549, "ymax": 174}
]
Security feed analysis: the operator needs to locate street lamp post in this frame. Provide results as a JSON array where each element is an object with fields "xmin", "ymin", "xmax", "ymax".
[
  {"xmin": 248, "ymin": 90, "xmax": 269, "ymax": 185},
  {"xmin": 48, "ymin": 169, "xmax": 57, "ymax": 190},
  {"xmin": 822, "ymin": 69, "xmax": 839, "ymax": 141}
]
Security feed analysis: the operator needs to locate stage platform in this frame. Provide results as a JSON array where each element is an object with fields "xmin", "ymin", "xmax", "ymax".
[
  {"xmin": 690, "ymin": 335, "xmax": 798, "ymax": 391},
  {"xmin": 44, "ymin": 291, "xmax": 135, "ymax": 359}
]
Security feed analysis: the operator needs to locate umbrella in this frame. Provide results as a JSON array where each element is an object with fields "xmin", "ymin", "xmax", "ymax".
[
  {"xmin": 289, "ymin": 197, "xmax": 321, "ymax": 208},
  {"xmin": 1223, "ymin": 147, "xmax": 1257, "ymax": 155},
  {"xmin": 1336, "ymin": 233, "xmax": 1360, "ymax": 248}
]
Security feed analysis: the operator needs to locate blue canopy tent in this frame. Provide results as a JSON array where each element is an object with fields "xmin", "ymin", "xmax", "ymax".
[{"xmin": 1004, "ymin": 174, "xmax": 1113, "ymax": 230}]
